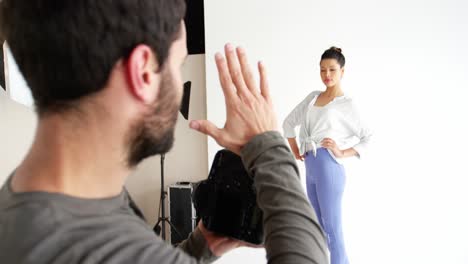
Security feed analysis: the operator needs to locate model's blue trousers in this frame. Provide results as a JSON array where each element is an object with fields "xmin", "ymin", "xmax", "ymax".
[{"xmin": 305, "ymin": 148, "xmax": 349, "ymax": 264}]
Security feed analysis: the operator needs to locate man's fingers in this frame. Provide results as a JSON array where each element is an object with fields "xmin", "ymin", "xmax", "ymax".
[
  {"xmin": 225, "ymin": 44, "xmax": 251, "ymax": 100},
  {"xmin": 258, "ymin": 61, "xmax": 271, "ymax": 102},
  {"xmin": 189, "ymin": 120, "xmax": 221, "ymax": 140},
  {"xmin": 215, "ymin": 53, "xmax": 237, "ymax": 101},
  {"xmin": 237, "ymin": 47, "xmax": 258, "ymax": 96}
]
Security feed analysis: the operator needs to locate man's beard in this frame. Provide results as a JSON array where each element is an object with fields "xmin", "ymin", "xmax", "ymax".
[{"xmin": 126, "ymin": 71, "xmax": 180, "ymax": 168}]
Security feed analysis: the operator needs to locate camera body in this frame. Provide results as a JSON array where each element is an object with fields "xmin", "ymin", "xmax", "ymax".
[{"xmin": 192, "ymin": 149, "xmax": 264, "ymax": 245}]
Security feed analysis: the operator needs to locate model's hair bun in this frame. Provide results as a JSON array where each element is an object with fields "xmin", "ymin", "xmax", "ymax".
[
  {"xmin": 329, "ymin": 46, "xmax": 342, "ymax": 53},
  {"xmin": 321, "ymin": 46, "xmax": 345, "ymax": 67}
]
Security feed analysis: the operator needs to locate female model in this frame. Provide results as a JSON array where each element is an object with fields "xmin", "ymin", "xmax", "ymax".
[{"xmin": 283, "ymin": 47, "xmax": 371, "ymax": 264}]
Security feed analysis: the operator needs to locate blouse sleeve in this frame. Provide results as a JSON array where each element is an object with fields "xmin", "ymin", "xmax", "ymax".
[
  {"xmin": 282, "ymin": 91, "xmax": 318, "ymax": 138},
  {"xmin": 349, "ymin": 101, "xmax": 372, "ymax": 158}
]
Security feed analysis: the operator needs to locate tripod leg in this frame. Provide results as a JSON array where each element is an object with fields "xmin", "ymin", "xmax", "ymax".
[
  {"xmin": 166, "ymin": 219, "xmax": 184, "ymax": 241},
  {"xmin": 153, "ymin": 219, "xmax": 162, "ymax": 235}
]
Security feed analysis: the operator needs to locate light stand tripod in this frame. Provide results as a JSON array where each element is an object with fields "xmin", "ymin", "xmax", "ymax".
[
  {"xmin": 153, "ymin": 154, "xmax": 183, "ymax": 241},
  {"xmin": 153, "ymin": 81, "xmax": 191, "ymax": 241}
]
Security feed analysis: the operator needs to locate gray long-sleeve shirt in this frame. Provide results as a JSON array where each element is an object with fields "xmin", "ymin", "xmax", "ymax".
[{"xmin": 0, "ymin": 131, "xmax": 328, "ymax": 263}]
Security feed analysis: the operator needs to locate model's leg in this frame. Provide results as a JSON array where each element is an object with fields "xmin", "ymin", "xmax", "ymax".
[
  {"xmin": 305, "ymin": 152, "xmax": 324, "ymax": 227},
  {"xmin": 315, "ymin": 149, "xmax": 349, "ymax": 264}
]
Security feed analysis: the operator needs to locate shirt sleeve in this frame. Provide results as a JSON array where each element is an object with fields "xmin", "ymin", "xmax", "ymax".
[
  {"xmin": 349, "ymin": 101, "xmax": 372, "ymax": 158},
  {"xmin": 241, "ymin": 131, "xmax": 328, "ymax": 264},
  {"xmin": 282, "ymin": 91, "xmax": 318, "ymax": 138}
]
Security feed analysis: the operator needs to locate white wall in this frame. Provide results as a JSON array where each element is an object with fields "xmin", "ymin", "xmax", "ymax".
[
  {"xmin": 0, "ymin": 46, "xmax": 209, "ymax": 237},
  {"xmin": 0, "ymin": 43, "xmax": 37, "ymax": 185},
  {"xmin": 0, "ymin": 89, "xmax": 37, "ymax": 185},
  {"xmin": 1, "ymin": 43, "xmax": 37, "ymax": 184},
  {"xmin": 205, "ymin": 0, "xmax": 468, "ymax": 263}
]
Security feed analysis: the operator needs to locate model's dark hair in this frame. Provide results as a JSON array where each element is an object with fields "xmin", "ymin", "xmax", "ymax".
[
  {"xmin": 0, "ymin": 0, "xmax": 186, "ymax": 116},
  {"xmin": 321, "ymin": 46, "xmax": 345, "ymax": 68}
]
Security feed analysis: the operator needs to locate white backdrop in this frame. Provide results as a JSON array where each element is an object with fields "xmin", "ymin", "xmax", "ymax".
[{"xmin": 205, "ymin": 0, "xmax": 468, "ymax": 263}]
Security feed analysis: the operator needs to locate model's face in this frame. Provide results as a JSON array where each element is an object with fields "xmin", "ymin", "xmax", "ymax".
[
  {"xmin": 320, "ymin": 59, "xmax": 344, "ymax": 88},
  {"xmin": 126, "ymin": 22, "xmax": 188, "ymax": 167}
]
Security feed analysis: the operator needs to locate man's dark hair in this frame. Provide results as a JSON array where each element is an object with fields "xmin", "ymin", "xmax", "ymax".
[
  {"xmin": 0, "ymin": 0, "xmax": 186, "ymax": 116},
  {"xmin": 321, "ymin": 46, "xmax": 345, "ymax": 68}
]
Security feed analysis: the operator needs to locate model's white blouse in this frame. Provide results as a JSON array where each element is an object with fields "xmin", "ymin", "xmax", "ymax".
[{"xmin": 283, "ymin": 91, "xmax": 372, "ymax": 163}]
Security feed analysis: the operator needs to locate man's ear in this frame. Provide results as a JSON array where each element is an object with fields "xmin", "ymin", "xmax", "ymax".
[{"xmin": 126, "ymin": 44, "xmax": 161, "ymax": 104}]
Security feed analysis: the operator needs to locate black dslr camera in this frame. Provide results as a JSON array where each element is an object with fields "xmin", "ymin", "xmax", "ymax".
[{"xmin": 192, "ymin": 149, "xmax": 264, "ymax": 245}]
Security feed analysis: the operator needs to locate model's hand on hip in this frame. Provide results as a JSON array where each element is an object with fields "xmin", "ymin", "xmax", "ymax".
[
  {"xmin": 321, "ymin": 138, "xmax": 344, "ymax": 158},
  {"xmin": 189, "ymin": 43, "xmax": 278, "ymax": 155},
  {"xmin": 294, "ymin": 152, "xmax": 305, "ymax": 161}
]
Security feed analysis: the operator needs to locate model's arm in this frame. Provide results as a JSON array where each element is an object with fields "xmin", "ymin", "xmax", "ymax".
[
  {"xmin": 282, "ymin": 92, "xmax": 317, "ymax": 140},
  {"xmin": 287, "ymin": 137, "xmax": 304, "ymax": 161},
  {"xmin": 352, "ymin": 127, "xmax": 372, "ymax": 158},
  {"xmin": 338, "ymin": 147, "xmax": 358, "ymax": 158},
  {"xmin": 321, "ymin": 99, "xmax": 372, "ymax": 159},
  {"xmin": 283, "ymin": 93, "xmax": 319, "ymax": 161},
  {"xmin": 349, "ymin": 101, "xmax": 372, "ymax": 158},
  {"xmin": 321, "ymin": 138, "xmax": 359, "ymax": 158}
]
